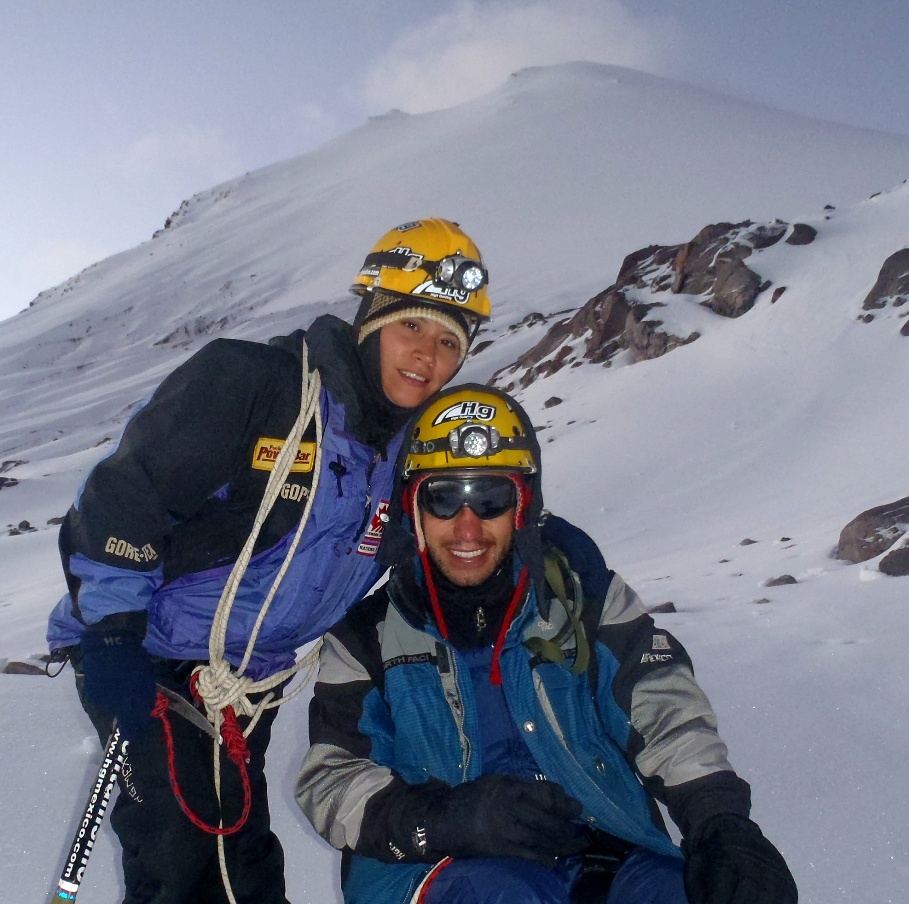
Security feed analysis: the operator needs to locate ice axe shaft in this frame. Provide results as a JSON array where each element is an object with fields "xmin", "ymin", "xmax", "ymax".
[
  {"xmin": 51, "ymin": 685, "xmax": 216, "ymax": 901},
  {"xmin": 52, "ymin": 725, "xmax": 127, "ymax": 902}
]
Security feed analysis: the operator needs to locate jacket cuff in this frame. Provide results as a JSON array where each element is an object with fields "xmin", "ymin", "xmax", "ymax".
[
  {"xmin": 664, "ymin": 770, "xmax": 752, "ymax": 849},
  {"xmin": 83, "ymin": 610, "xmax": 149, "ymax": 640}
]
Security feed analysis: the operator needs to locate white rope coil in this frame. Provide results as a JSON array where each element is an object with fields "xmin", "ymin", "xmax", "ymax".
[
  {"xmin": 193, "ymin": 342, "xmax": 325, "ymax": 731},
  {"xmin": 191, "ymin": 342, "xmax": 328, "ymax": 904}
]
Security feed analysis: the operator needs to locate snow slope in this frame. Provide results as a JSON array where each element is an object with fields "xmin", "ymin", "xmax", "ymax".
[{"xmin": 1, "ymin": 63, "xmax": 907, "ymax": 903}]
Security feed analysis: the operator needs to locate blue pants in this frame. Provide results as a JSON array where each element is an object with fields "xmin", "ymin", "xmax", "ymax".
[
  {"xmin": 422, "ymin": 849, "xmax": 687, "ymax": 904},
  {"xmin": 608, "ymin": 849, "xmax": 688, "ymax": 904}
]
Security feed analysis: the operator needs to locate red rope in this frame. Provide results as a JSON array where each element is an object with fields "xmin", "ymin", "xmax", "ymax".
[{"xmin": 152, "ymin": 689, "xmax": 252, "ymax": 836}]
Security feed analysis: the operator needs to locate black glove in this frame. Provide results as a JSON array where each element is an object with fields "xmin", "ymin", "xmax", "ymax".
[
  {"xmin": 684, "ymin": 814, "xmax": 797, "ymax": 904},
  {"xmin": 422, "ymin": 775, "xmax": 587, "ymax": 865},
  {"xmin": 80, "ymin": 615, "xmax": 157, "ymax": 741}
]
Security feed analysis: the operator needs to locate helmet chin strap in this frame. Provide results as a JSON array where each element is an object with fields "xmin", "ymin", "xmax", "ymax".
[
  {"xmin": 403, "ymin": 479, "xmax": 427, "ymax": 553},
  {"xmin": 513, "ymin": 476, "xmax": 531, "ymax": 531},
  {"xmin": 419, "ymin": 546, "xmax": 450, "ymax": 642},
  {"xmin": 408, "ymin": 472, "xmax": 532, "ymax": 678}
]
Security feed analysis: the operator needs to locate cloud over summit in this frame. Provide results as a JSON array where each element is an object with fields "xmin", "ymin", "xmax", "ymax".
[{"xmin": 362, "ymin": 0, "xmax": 682, "ymax": 114}]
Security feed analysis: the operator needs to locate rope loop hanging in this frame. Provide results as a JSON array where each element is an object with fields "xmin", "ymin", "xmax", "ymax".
[
  {"xmin": 152, "ymin": 692, "xmax": 251, "ymax": 837},
  {"xmin": 164, "ymin": 343, "xmax": 328, "ymax": 903}
]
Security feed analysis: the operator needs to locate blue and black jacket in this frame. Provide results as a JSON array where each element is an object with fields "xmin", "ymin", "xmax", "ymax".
[
  {"xmin": 295, "ymin": 389, "xmax": 751, "ymax": 904},
  {"xmin": 47, "ymin": 315, "xmax": 404, "ymax": 678}
]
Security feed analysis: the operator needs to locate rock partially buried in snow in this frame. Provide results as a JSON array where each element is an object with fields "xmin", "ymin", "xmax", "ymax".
[
  {"xmin": 879, "ymin": 547, "xmax": 909, "ymax": 577},
  {"xmin": 0, "ymin": 658, "xmax": 46, "ymax": 675},
  {"xmin": 861, "ymin": 248, "xmax": 909, "ymax": 312},
  {"xmin": 648, "ymin": 602, "xmax": 677, "ymax": 614},
  {"xmin": 836, "ymin": 496, "xmax": 909, "ymax": 563}
]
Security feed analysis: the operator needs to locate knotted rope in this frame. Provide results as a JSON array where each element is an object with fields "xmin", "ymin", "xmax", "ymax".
[
  {"xmin": 152, "ymin": 689, "xmax": 251, "ymax": 836},
  {"xmin": 179, "ymin": 343, "xmax": 326, "ymax": 903}
]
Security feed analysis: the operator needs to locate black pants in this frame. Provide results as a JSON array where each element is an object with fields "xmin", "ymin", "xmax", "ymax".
[{"xmin": 75, "ymin": 656, "xmax": 290, "ymax": 904}]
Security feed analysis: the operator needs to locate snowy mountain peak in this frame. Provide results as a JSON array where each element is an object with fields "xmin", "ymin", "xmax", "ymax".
[{"xmin": 2, "ymin": 63, "xmax": 909, "ymax": 904}]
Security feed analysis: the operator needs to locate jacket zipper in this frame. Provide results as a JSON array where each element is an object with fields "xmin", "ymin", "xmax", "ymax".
[
  {"xmin": 531, "ymin": 669, "xmax": 654, "ymax": 843},
  {"xmin": 436, "ymin": 643, "xmax": 472, "ymax": 782}
]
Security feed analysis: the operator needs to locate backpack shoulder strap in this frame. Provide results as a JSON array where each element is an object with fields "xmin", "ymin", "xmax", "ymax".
[{"xmin": 524, "ymin": 543, "xmax": 590, "ymax": 675}]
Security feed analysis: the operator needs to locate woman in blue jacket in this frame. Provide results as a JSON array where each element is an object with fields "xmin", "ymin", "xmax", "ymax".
[{"xmin": 47, "ymin": 219, "xmax": 491, "ymax": 904}]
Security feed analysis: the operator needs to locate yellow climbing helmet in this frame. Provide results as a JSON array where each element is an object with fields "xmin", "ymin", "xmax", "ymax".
[
  {"xmin": 402, "ymin": 385, "xmax": 538, "ymax": 478},
  {"xmin": 351, "ymin": 218, "xmax": 491, "ymax": 326}
]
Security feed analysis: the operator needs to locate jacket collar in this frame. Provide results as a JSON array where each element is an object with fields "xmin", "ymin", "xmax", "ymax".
[{"xmin": 269, "ymin": 315, "xmax": 410, "ymax": 452}]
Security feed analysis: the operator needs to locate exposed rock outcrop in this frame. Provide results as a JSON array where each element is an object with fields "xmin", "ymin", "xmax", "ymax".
[
  {"xmin": 880, "ymin": 547, "xmax": 909, "ymax": 576},
  {"xmin": 836, "ymin": 496, "xmax": 909, "ymax": 564},
  {"xmin": 0, "ymin": 660, "xmax": 46, "ymax": 676},
  {"xmin": 493, "ymin": 219, "xmax": 813, "ymax": 390},
  {"xmin": 862, "ymin": 248, "xmax": 909, "ymax": 311},
  {"xmin": 765, "ymin": 574, "xmax": 798, "ymax": 587},
  {"xmin": 785, "ymin": 223, "xmax": 818, "ymax": 246}
]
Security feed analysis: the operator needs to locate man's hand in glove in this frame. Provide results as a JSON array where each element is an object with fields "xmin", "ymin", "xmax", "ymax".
[
  {"xmin": 684, "ymin": 814, "xmax": 797, "ymax": 904},
  {"xmin": 80, "ymin": 613, "xmax": 157, "ymax": 741},
  {"xmin": 421, "ymin": 774, "xmax": 587, "ymax": 865}
]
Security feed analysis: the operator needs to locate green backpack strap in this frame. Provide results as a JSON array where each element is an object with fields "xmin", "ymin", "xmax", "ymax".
[{"xmin": 524, "ymin": 546, "xmax": 590, "ymax": 675}]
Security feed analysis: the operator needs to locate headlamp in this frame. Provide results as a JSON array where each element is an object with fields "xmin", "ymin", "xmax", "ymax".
[
  {"xmin": 451, "ymin": 424, "xmax": 497, "ymax": 458},
  {"xmin": 433, "ymin": 254, "xmax": 488, "ymax": 293},
  {"xmin": 408, "ymin": 419, "xmax": 535, "ymax": 464},
  {"xmin": 358, "ymin": 250, "xmax": 488, "ymax": 295}
]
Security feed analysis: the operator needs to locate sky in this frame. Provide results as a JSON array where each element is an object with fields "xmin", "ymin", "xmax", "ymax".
[{"xmin": 2, "ymin": 0, "xmax": 909, "ymax": 325}]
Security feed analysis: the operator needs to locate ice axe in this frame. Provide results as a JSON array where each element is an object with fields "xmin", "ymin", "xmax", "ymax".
[
  {"xmin": 51, "ymin": 724, "xmax": 126, "ymax": 902},
  {"xmin": 51, "ymin": 686, "xmax": 218, "ymax": 901}
]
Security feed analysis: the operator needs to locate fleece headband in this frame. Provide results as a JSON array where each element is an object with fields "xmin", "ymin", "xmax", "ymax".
[{"xmin": 356, "ymin": 291, "xmax": 470, "ymax": 363}]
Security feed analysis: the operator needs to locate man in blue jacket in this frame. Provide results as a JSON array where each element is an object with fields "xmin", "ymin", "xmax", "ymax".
[
  {"xmin": 47, "ymin": 219, "xmax": 492, "ymax": 904},
  {"xmin": 296, "ymin": 384, "xmax": 798, "ymax": 904}
]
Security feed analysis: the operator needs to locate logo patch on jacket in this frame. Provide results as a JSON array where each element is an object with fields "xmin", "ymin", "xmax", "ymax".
[
  {"xmin": 357, "ymin": 500, "xmax": 390, "ymax": 556},
  {"xmin": 641, "ymin": 651, "xmax": 673, "ymax": 664},
  {"xmin": 104, "ymin": 536, "xmax": 158, "ymax": 564},
  {"xmin": 252, "ymin": 438, "xmax": 316, "ymax": 472},
  {"xmin": 642, "ymin": 635, "xmax": 673, "ymax": 665}
]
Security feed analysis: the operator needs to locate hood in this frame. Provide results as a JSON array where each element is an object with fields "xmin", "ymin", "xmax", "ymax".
[{"xmin": 268, "ymin": 315, "xmax": 410, "ymax": 452}]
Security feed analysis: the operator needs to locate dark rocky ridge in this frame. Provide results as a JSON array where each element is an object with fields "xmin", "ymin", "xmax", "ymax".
[
  {"xmin": 493, "ymin": 219, "xmax": 816, "ymax": 390},
  {"xmin": 836, "ymin": 496, "xmax": 909, "ymax": 566}
]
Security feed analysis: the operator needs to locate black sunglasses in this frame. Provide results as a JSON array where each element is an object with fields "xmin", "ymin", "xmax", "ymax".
[{"xmin": 417, "ymin": 475, "xmax": 518, "ymax": 521}]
